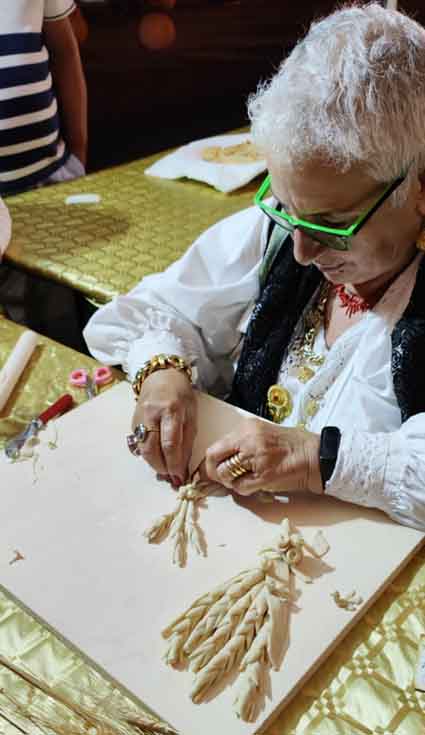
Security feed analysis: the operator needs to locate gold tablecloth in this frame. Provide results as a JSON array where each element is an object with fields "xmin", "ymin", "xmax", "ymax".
[
  {"xmin": 0, "ymin": 317, "xmax": 123, "ymax": 449},
  {"xmin": 5, "ymin": 150, "xmax": 257, "ymax": 305},
  {"xmin": 1, "ymin": 321, "xmax": 424, "ymax": 734}
]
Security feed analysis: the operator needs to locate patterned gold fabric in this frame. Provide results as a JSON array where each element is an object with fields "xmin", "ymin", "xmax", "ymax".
[
  {"xmin": 0, "ymin": 317, "xmax": 123, "ymax": 450},
  {"xmin": 5, "ymin": 150, "xmax": 256, "ymax": 304},
  {"xmin": 274, "ymin": 543, "xmax": 425, "ymax": 734}
]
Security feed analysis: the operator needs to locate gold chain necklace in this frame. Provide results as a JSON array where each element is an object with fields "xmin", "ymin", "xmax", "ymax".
[{"xmin": 267, "ymin": 283, "xmax": 331, "ymax": 424}]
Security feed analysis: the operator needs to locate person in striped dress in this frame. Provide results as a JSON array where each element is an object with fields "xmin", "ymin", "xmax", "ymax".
[
  {"xmin": 0, "ymin": 0, "xmax": 87, "ymax": 193},
  {"xmin": 0, "ymin": 1, "xmax": 88, "ymax": 350}
]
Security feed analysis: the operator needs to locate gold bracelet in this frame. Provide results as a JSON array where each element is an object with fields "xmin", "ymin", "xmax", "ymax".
[{"xmin": 132, "ymin": 354, "xmax": 193, "ymax": 399}]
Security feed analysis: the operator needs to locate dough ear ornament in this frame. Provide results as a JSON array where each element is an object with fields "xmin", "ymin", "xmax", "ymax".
[
  {"xmin": 144, "ymin": 469, "xmax": 273, "ymax": 567},
  {"xmin": 162, "ymin": 518, "xmax": 330, "ymax": 722},
  {"xmin": 144, "ymin": 472, "xmax": 215, "ymax": 567}
]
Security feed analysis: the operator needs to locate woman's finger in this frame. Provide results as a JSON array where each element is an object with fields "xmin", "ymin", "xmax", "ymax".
[
  {"xmin": 160, "ymin": 410, "xmax": 186, "ymax": 484},
  {"xmin": 180, "ymin": 413, "xmax": 197, "ymax": 483},
  {"xmin": 193, "ymin": 458, "xmax": 209, "ymax": 483},
  {"xmin": 214, "ymin": 458, "xmax": 238, "ymax": 489},
  {"xmin": 228, "ymin": 472, "xmax": 269, "ymax": 497},
  {"xmin": 205, "ymin": 433, "xmax": 242, "ymax": 483},
  {"xmin": 136, "ymin": 424, "xmax": 168, "ymax": 475},
  {"xmin": 208, "ymin": 449, "xmax": 256, "ymax": 492}
]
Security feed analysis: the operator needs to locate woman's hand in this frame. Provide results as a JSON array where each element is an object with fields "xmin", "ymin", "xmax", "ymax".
[
  {"xmin": 131, "ymin": 368, "xmax": 197, "ymax": 486},
  {"xmin": 205, "ymin": 418, "xmax": 323, "ymax": 495}
]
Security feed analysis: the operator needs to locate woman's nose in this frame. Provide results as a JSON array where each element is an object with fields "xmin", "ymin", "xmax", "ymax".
[{"xmin": 293, "ymin": 228, "xmax": 325, "ymax": 265}]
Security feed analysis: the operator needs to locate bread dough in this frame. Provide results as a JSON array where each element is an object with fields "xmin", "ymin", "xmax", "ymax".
[
  {"xmin": 162, "ymin": 518, "xmax": 330, "ymax": 721},
  {"xmin": 201, "ymin": 141, "xmax": 263, "ymax": 165}
]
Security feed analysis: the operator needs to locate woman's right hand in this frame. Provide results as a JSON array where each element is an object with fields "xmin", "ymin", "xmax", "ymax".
[{"xmin": 131, "ymin": 368, "xmax": 197, "ymax": 486}]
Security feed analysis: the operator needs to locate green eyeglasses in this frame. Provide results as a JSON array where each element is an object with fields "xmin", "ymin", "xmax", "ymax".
[{"xmin": 254, "ymin": 172, "xmax": 407, "ymax": 251}]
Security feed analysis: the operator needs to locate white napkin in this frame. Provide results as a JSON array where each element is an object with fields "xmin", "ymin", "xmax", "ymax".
[{"xmin": 144, "ymin": 133, "xmax": 266, "ymax": 193}]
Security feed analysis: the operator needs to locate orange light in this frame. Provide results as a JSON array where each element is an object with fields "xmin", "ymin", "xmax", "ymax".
[{"xmin": 138, "ymin": 13, "xmax": 176, "ymax": 51}]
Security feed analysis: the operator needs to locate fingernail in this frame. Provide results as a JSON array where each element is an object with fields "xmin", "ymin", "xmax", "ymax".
[
  {"xmin": 172, "ymin": 475, "xmax": 182, "ymax": 487},
  {"xmin": 157, "ymin": 473, "xmax": 172, "ymax": 483}
]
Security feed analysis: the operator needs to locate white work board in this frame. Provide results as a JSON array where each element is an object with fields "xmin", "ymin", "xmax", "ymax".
[{"xmin": 1, "ymin": 382, "xmax": 423, "ymax": 734}]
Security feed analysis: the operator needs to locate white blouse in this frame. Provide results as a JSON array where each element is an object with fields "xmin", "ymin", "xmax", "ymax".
[{"xmin": 84, "ymin": 205, "xmax": 425, "ymax": 532}]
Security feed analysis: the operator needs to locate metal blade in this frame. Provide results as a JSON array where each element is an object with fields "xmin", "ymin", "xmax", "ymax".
[{"xmin": 4, "ymin": 418, "xmax": 42, "ymax": 460}]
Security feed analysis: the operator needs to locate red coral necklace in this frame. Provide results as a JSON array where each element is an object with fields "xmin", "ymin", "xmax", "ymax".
[{"xmin": 333, "ymin": 284, "xmax": 371, "ymax": 318}]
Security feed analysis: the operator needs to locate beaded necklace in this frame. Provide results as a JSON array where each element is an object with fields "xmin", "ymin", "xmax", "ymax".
[{"xmin": 334, "ymin": 284, "xmax": 371, "ymax": 317}]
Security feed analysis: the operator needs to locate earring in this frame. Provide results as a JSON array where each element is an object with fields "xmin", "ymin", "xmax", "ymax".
[{"xmin": 416, "ymin": 230, "xmax": 425, "ymax": 251}]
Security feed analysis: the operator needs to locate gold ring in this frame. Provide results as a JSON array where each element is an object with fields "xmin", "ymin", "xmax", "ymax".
[{"xmin": 224, "ymin": 453, "xmax": 251, "ymax": 480}]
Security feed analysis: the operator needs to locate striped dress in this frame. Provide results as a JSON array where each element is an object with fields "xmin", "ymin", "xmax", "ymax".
[{"xmin": 0, "ymin": 0, "xmax": 75, "ymax": 195}]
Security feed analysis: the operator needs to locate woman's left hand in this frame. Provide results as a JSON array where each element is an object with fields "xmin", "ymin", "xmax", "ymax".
[{"xmin": 205, "ymin": 417, "xmax": 323, "ymax": 496}]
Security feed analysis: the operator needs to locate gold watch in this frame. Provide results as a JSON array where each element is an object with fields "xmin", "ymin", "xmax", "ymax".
[{"xmin": 132, "ymin": 353, "xmax": 193, "ymax": 399}]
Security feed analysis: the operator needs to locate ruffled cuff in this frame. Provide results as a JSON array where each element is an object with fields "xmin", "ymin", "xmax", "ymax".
[
  {"xmin": 325, "ymin": 430, "xmax": 391, "ymax": 511},
  {"xmin": 384, "ymin": 431, "xmax": 417, "ymax": 521},
  {"xmin": 125, "ymin": 332, "xmax": 187, "ymax": 382}
]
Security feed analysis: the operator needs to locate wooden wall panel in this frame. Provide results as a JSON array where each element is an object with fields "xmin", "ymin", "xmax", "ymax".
[{"xmin": 76, "ymin": 2, "xmax": 338, "ymax": 168}]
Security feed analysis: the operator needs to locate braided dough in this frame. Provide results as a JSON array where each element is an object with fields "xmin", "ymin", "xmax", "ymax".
[
  {"xmin": 162, "ymin": 518, "xmax": 330, "ymax": 722},
  {"xmin": 144, "ymin": 477, "xmax": 213, "ymax": 567}
]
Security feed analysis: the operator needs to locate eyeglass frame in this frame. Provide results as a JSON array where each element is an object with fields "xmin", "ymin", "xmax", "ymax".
[{"xmin": 254, "ymin": 172, "xmax": 407, "ymax": 251}]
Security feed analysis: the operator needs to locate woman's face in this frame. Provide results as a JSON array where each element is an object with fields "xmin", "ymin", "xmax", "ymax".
[{"xmin": 268, "ymin": 158, "xmax": 425, "ymax": 288}]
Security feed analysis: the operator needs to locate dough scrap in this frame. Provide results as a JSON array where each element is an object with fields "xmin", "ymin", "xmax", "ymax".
[
  {"xmin": 201, "ymin": 141, "xmax": 263, "ymax": 165},
  {"xmin": 331, "ymin": 590, "xmax": 363, "ymax": 611}
]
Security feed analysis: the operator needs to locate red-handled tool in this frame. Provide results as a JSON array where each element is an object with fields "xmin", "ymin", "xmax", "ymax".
[{"xmin": 4, "ymin": 394, "xmax": 74, "ymax": 460}]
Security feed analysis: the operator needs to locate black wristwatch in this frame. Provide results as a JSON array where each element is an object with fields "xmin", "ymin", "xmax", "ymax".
[{"xmin": 319, "ymin": 426, "xmax": 341, "ymax": 489}]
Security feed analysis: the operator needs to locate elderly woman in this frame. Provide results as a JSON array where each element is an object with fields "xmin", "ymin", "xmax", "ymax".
[{"xmin": 84, "ymin": 3, "xmax": 425, "ymax": 531}]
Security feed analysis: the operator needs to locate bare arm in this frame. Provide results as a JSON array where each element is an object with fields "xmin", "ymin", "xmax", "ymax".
[{"xmin": 43, "ymin": 16, "xmax": 88, "ymax": 166}]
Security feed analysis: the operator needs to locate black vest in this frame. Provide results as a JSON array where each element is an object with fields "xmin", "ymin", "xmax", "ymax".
[{"xmin": 229, "ymin": 233, "xmax": 425, "ymax": 424}]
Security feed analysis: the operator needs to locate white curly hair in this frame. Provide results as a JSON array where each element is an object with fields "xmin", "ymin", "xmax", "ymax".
[{"xmin": 248, "ymin": 2, "xmax": 425, "ymax": 204}]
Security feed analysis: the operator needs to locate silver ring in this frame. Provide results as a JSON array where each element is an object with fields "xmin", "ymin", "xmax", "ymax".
[{"xmin": 126, "ymin": 422, "xmax": 160, "ymax": 456}]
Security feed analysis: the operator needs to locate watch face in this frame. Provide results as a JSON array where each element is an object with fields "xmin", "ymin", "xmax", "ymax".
[
  {"xmin": 322, "ymin": 426, "xmax": 341, "ymax": 454},
  {"xmin": 319, "ymin": 426, "xmax": 341, "ymax": 485}
]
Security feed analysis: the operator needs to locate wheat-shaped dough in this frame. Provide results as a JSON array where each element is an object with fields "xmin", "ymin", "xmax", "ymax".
[
  {"xmin": 145, "ymin": 474, "xmax": 290, "ymax": 568},
  {"xmin": 144, "ymin": 477, "xmax": 212, "ymax": 567},
  {"xmin": 162, "ymin": 518, "xmax": 329, "ymax": 721}
]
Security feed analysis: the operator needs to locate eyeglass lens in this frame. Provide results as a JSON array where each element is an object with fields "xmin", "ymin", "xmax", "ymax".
[{"xmin": 266, "ymin": 211, "xmax": 349, "ymax": 250}]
